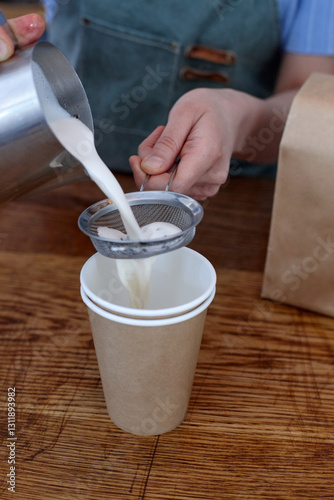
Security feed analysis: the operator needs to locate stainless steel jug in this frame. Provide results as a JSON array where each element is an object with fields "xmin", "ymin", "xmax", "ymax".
[{"xmin": 0, "ymin": 40, "xmax": 93, "ymax": 203}]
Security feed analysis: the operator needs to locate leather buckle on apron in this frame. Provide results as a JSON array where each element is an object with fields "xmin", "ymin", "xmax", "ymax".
[
  {"xmin": 185, "ymin": 45, "xmax": 237, "ymax": 65},
  {"xmin": 180, "ymin": 67, "xmax": 229, "ymax": 84}
]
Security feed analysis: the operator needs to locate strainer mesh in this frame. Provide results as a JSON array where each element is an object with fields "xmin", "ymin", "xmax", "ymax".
[{"xmin": 90, "ymin": 203, "xmax": 193, "ymax": 236}]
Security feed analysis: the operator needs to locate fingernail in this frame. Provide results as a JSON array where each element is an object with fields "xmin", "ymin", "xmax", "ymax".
[
  {"xmin": 142, "ymin": 156, "xmax": 164, "ymax": 170},
  {"xmin": 0, "ymin": 38, "xmax": 10, "ymax": 61}
]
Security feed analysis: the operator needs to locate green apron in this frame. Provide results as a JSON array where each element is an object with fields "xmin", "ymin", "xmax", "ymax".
[{"xmin": 48, "ymin": 0, "xmax": 281, "ymax": 177}]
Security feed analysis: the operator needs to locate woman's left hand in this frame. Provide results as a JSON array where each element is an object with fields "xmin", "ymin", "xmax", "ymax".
[{"xmin": 0, "ymin": 14, "xmax": 45, "ymax": 61}]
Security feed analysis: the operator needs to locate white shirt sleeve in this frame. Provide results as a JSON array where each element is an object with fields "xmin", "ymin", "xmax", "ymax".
[{"xmin": 278, "ymin": 0, "xmax": 334, "ymax": 55}]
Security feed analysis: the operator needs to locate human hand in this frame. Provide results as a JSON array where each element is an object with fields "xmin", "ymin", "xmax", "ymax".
[
  {"xmin": 129, "ymin": 88, "xmax": 248, "ymax": 201},
  {"xmin": 0, "ymin": 13, "xmax": 45, "ymax": 62}
]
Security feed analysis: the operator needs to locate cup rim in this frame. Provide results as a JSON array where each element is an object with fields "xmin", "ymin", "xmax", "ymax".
[
  {"xmin": 81, "ymin": 286, "xmax": 215, "ymax": 327},
  {"xmin": 80, "ymin": 248, "xmax": 217, "ymax": 318}
]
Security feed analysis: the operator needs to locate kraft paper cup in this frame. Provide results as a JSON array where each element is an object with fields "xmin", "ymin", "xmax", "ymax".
[
  {"xmin": 80, "ymin": 247, "xmax": 216, "ymax": 319},
  {"xmin": 81, "ymin": 286, "xmax": 215, "ymax": 435}
]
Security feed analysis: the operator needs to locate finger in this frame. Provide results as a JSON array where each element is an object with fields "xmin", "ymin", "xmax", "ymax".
[
  {"xmin": 183, "ymin": 181, "xmax": 222, "ymax": 201},
  {"xmin": 0, "ymin": 14, "xmax": 45, "ymax": 61},
  {"xmin": 132, "ymin": 148, "xmax": 225, "ymax": 198},
  {"xmin": 137, "ymin": 125, "xmax": 165, "ymax": 158},
  {"xmin": 132, "ymin": 125, "xmax": 167, "ymax": 188},
  {"xmin": 140, "ymin": 114, "xmax": 193, "ymax": 175},
  {"xmin": 129, "ymin": 155, "xmax": 146, "ymax": 188},
  {"xmin": 170, "ymin": 143, "xmax": 228, "ymax": 199},
  {"xmin": 9, "ymin": 14, "xmax": 45, "ymax": 46},
  {"xmin": 0, "ymin": 26, "xmax": 14, "ymax": 61},
  {"xmin": 129, "ymin": 155, "xmax": 175, "ymax": 191}
]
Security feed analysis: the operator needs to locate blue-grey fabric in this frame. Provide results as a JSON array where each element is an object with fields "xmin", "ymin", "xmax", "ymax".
[{"xmin": 47, "ymin": 0, "xmax": 281, "ymax": 177}]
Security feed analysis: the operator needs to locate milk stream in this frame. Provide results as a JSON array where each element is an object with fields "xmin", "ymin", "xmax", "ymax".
[
  {"xmin": 34, "ymin": 63, "xmax": 180, "ymax": 308},
  {"xmin": 97, "ymin": 224, "xmax": 181, "ymax": 309}
]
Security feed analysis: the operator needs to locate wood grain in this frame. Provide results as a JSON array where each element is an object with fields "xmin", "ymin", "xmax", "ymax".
[{"xmin": 1, "ymin": 175, "xmax": 334, "ymax": 499}]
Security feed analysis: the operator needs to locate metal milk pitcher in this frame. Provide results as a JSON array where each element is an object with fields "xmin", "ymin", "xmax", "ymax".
[{"xmin": 0, "ymin": 40, "xmax": 93, "ymax": 203}]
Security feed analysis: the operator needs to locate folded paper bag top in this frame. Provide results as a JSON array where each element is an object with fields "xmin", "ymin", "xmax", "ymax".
[{"xmin": 262, "ymin": 72, "xmax": 334, "ymax": 317}]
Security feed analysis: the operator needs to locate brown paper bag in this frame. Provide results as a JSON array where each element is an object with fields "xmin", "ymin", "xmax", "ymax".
[{"xmin": 261, "ymin": 72, "xmax": 334, "ymax": 317}]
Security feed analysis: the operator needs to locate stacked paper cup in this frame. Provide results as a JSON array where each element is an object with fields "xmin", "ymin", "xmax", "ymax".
[{"xmin": 80, "ymin": 247, "xmax": 216, "ymax": 435}]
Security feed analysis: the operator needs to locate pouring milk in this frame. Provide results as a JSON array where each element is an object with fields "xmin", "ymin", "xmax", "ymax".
[{"xmin": 33, "ymin": 63, "xmax": 180, "ymax": 308}]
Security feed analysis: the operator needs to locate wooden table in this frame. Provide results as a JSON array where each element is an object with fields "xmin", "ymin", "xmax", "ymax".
[
  {"xmin": 1, "ymin": 174, "xmax": 334, "ymax": 499},
  {"xmin": 0, "ymin": 2, "xmax": 45, "ymax": 20}
]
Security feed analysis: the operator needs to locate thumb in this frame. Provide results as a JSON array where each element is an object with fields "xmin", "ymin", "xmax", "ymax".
[{"xmin": 141, "ymin": 120, "xmax": 187, "ymax": 175}]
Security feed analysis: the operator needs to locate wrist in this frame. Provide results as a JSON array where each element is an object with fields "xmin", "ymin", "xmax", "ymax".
[
  {"xmin": 222, "ymin": 89, "xmax": 267, "ymax": 157},
  {"xmin": 230, "ymin": 89, "xmax": 296, "ymax": 164}
]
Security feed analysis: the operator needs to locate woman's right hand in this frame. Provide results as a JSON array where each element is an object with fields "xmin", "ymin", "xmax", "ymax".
[
  {"xmin": 0, "ymin": 13, "xmax": 45, "ymax": 61},
  {"xmin": 130, "ymin": 88, "xmax": 248, "ymax": 201}
]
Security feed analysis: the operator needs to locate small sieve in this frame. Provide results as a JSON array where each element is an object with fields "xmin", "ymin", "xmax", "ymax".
[{"xmin": 78, "ymin": 190, "xmax": 203, "ymax": 259}]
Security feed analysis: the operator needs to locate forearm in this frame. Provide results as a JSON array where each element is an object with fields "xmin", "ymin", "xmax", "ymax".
[
  {"xmin": 233, "ymin": 51, "xmax": 334, "ymax": 165},
  {"xmin": 133, "ymin": 86, "xmax": 298, "ymax": 198},
  {"xmin": 232, "ymin": 89, "xmax": 297, "ymax": 164}
]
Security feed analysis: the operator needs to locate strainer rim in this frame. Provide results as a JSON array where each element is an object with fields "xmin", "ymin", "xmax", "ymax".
[{"xmin": 78, "ymin": 191, "xmax": 203, "ymax": 245}]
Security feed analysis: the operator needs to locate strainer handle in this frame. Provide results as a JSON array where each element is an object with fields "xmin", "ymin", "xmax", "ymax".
[
  {"xmin": 140, "ymin": 173, "xmax": 149, "ymax": 192},
  {"xmin": 140, "ymin": 158, "xmax": 179, "ymax": 192},
  {"xmin": 164, "ymin": 163, "xmax": 178, "ymax": 191}
]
